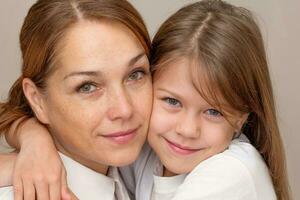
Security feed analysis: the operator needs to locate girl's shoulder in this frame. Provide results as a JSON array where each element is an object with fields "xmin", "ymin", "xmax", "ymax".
[
  {"xmin": 0, "ymin": 186, "xmax": 13, "ymax": 200},
  {"xmin": 173, "ymin": 139, "xmax": 276, "ymax": 200},
  {"xmin": 188, "ymin": 138, "xmax": 269, "ymax": 177},
  {"xmin": 222, "ymin": 138, "xmax": 268, "ymax": 174}
]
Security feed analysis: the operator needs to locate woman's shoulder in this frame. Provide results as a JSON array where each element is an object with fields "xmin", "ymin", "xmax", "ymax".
[{"xmin": 0, "ymin": 186, "xmax": 13, "ymax": 200}]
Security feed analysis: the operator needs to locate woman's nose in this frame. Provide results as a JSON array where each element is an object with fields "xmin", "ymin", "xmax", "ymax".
[
  {"xmin": 106, "ymin": 88, "xmax": 133, "ymax": 121},
  {"xmin": 175, "ymin": 113, "xmax": 200, "ymax": 138}
]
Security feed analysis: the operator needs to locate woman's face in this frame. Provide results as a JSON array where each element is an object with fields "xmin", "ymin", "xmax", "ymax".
[{"xmin": 39, "ymin": 20, "xmax": 152, "ymax": 173}]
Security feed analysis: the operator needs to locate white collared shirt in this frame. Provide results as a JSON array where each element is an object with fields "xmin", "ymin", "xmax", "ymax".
[{"xmin": 0, "ymin": 152, "xmax": 131, "ymax": 200}]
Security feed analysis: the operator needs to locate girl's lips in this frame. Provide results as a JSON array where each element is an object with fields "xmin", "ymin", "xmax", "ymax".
[
  {"xmin": 102, "ymin": 128, "xmax": 138, "ymax": 144},
  {"xmin": 164, "ymin": 138, "xmax": 202, "ymax": 155}
]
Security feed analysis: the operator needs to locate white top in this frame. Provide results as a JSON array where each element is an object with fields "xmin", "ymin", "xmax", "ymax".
[
  {"xmin": 121, "ymin": 135, "xmax": 276, "ymax": 200},
  {"xmin": 171, "ymin": 140, "xmax": 277, "ymax": 200},
  {"xmin": 0, "ymin": 152, "xmax": 131, "ymax": 200},
  {"xmin": 0, "ymin": 134, "xmax": 14, "ymax": 153},
  {"xmin": 151, "ymin": 173, "xmax": 186, "ymax": 200}
]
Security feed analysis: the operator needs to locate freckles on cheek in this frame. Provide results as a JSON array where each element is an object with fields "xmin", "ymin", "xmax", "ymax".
[{"xmin": 54, "ymin": 100, "xmax": 88, "ymax": 124}]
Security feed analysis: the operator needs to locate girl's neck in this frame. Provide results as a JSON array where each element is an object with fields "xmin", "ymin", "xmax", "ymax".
[{"xmin": 163, "ymin": 166, "xmax": 177, "ymax": 177}]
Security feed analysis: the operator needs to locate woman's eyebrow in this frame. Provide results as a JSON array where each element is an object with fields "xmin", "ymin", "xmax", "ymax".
[
  {"xmin": 128, "ymin": 52, "xmax": 147, "ymax": 67},
  {"xmin": 63, "ymin": 70, "xmax": 103, "ymax": 80},
  {"xmin": 63, "ymin": 53, "xmax": 146, "ymax": 80}
]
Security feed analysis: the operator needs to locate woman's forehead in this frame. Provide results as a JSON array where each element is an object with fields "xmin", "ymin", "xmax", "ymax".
[{"xmin": 53, "ymin": 20, "xmax": 146, "ymax": 75}]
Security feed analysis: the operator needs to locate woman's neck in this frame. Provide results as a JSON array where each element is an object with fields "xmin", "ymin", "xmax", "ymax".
[{"xmin": 53, "ymin": 137, "xmax": 109, "ymax": 175}]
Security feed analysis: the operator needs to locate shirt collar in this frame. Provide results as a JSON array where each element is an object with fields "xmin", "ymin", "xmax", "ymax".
[{"xmin": 60, "ymin": 153, "xmax": 116, "ymax": 200}]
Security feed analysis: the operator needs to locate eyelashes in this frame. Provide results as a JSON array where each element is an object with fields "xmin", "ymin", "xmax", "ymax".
[
  {"xmin": 204, "ymin": 109, "xmax": 223, "ymax": 117},
  {"xmin": 74, "ymin": 66, "xmax": 149, "ymax": 95},
  {"xmin": 76, "ymin": 81, "xmax": 99, "ymax": 94},
  {"xmin": 162, "ymin": 97, "xmax": 182, "ymax": 107},
  {"xmin": 128, "ymin": 68, "xmax": 146, "ymax": 81},
  {"xmin": 160, "ymin": 96, "xmax": 224, "ymax": 119},
  {"xmin": 127, "ymin": 67, "xmax": 150, "ymax": 84}
]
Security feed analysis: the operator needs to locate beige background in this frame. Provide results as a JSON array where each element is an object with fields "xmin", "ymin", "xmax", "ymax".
[{"xmin": 0, "ymin": 0, "xmax": 299, "ymax": 199}]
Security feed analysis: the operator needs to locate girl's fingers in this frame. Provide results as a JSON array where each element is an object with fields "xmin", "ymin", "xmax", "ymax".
[
  {"xmin": 49, "ymin": 185, "xmax": 61, "ymax": 200},
  {"xmin": 49, "ymin": 177, "xmax": 61, "ymax": 200},
  {"xmin": 60, "ymin": 168, "xmax": 71, "ymax": 200},
  {"xmin": 68, "ymin": 189, "xmax": 79, "ymax": 200},
  {"xmin": 0, "ymin": 153, "xmax": 17, "ymax": 187},
  {"xmin": 23, "ymin": 180, "xmax": 35, "ymax": 200},
  {"xmin": 13, "ymin": 178, "xmax": 23, "ymax": 200},
  {"xmin": 35, "ymin": 180, "xmax": 50, "ymax": 200}
]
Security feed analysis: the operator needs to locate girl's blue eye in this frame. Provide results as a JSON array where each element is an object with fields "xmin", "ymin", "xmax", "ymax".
[
  {"xmin": 205, "ymin": 109, "xmax": 223, "ymax": 117},
  {"xmin": 163, "ymin": 97, "xmax": 182, "ymax": 107},
  {"xmin": 78, "ymin": 83, "xmax": 97, "ymax": 93},
  {"xmin": 128, "ymin": 70, "xmax": 145, "ymax": 81}
]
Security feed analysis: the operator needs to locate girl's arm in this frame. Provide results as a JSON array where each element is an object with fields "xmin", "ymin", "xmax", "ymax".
[
  {"xmin": 0, "ymin": 153, "xmax": 17, "ymax": 187},
  {"xmin": 2, "ymin": 118, "xmax": 70, "ymax": 200},
  {"xmin": 171, "ymin": 142, "xmax": 276, "ymax": 200}
]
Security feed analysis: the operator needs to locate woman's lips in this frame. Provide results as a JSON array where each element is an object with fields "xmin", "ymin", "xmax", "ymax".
[
  {"xmin": 102, "ymin": 128, "xmax": 138, "ymax": 144},
  {"xmin": 164, "ymin": 138, "xmax": 202, "ymax": 155}
]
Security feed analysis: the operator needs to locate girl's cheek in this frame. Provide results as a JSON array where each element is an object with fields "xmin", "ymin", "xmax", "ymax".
[
  {"xmin": 150, "ymin": 107, "xmax": 176, "ymax": 137},
  {"xmin": 149, "ymin": 103, "xmax": 166, "ymax": 134}
]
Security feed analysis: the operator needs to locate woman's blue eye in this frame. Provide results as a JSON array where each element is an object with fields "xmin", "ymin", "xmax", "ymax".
[
  {"xmin": 206, "ymin": 109, "xmax": 223, "ymax": 117},
  {"xmin": 78, "ymin": 83, "xmax": 97, "ymax": 93},
  {"xmin": 128, "ymin": 70, "xmax": 145, "ymax": 81},
  {"xmin": 164, "ymin": 97, "xmax": 181, "ymax": 107}
]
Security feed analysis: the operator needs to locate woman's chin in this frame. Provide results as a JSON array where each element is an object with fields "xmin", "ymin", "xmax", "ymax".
[{"xmin": 107, "ymin": 146, "xmax": 141, "ymax": 167}]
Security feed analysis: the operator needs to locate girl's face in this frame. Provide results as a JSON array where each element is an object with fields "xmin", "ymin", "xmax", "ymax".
[
  {"xmin": 148, "ymin": 57, "xmax": 247, "ymax": 176},
  {"xmin": 37, "ymin": 20, "xmax": 152, "ymax": 174}
]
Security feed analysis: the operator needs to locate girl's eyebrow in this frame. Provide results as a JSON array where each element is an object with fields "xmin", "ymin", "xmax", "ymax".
[{"xmin": 156, "ymin": 88, "xmax": 182, "ymax": 99}]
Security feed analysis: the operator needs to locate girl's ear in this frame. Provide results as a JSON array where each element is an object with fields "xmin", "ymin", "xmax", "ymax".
[
  {"xmin": 22, "ymin": 78, "xmax": 50, "ymax": 124},
  {"xmin": 235, "ymin": 113, "xmax": 249, "ymax": 133}
]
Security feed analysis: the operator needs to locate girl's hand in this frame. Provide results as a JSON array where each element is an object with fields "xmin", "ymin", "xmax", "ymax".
[
  {"xmin": 0, "ymin": 153, "xmax": 17, "ymax": 187},
  {"xmin": 68, "ymin": 189, "xmax": 79, "ymax": 200},
  {"xmin": 11, "ymin": 118, "xmax": 70, "ymax": 200}
]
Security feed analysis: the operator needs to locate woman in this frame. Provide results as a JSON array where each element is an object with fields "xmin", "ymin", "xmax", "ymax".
[{"xmin": 0, "ymin": 0, "xmax": 152, "ymax": 199}]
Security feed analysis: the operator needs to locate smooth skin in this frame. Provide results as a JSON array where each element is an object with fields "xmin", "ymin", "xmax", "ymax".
[{"xmin": 148, "ymin": 57, "xmax": 248, "ymax": 177}]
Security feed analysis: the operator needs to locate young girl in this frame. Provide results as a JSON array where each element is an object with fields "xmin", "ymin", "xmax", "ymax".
[
  {"xmin": 0, "ymin": 0, "xmax": 153, "ymax": 199},
  {"xmin": 0, "ymin": 0, "xmax": 290, "ymax": 199},
  {"xmin": 121, "ymin": 1, "xmax": 290, "ymax": 199}
]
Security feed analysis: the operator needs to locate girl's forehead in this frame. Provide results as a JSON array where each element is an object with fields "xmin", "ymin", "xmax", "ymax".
[
  {"xmin": 153, "ymin": 57, "xmax": 208, "ymax": 95},
  {"xmin": 153, "ymin": 56, "xmax": 207, "ymax": 86}
]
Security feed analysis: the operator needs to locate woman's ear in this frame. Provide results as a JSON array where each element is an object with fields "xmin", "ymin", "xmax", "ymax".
[{"xmin": 22, "ymin": 78, "xmax": 50, "ymax": 124}]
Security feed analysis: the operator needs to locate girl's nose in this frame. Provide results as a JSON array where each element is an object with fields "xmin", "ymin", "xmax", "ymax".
[{"xmin": 175, "ymin": 113, "xmax": 200, "ymax": 139}]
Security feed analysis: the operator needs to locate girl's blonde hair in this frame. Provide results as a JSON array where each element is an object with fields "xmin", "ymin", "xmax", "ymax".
[
  {"xmin": 151, "ymin": 0, "xmax": 290, "ymax": 199},
  {"xmin": 0, "ymin": 0, "xmax": 150, "ymax": 133}
]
